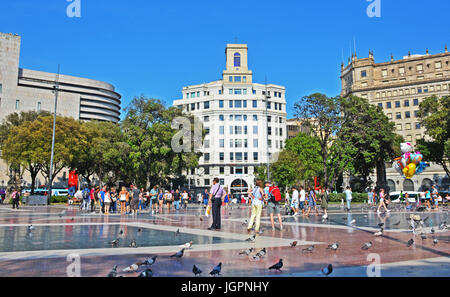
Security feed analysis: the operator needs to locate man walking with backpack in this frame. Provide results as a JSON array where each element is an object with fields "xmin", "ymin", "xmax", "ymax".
[{"xmin": 266, "ymin": 181, "xmax": 283, "ymax": 231}]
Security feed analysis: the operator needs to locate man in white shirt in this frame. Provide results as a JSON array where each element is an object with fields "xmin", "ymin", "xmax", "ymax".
[
  {"xmin": 291, "ymin": 186, "xmax": 299, "ymax": 216},
  {"xmin": 344, "ymin": 186, "xmax": 352, "ymax": 212},
  {"xmin": 299, "ymin": 186, "xmax": 306, "ymax": 215}
]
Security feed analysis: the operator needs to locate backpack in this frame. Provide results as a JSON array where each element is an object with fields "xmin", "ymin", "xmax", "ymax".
[{"xmin": 269, "ymin": 186, "xmax": 282, "ymax": 202}]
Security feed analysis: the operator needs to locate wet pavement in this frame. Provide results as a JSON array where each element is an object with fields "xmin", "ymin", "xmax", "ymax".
[{"xmin": 0, "ymin": 203, "xmax": 448, "ymax": 277}]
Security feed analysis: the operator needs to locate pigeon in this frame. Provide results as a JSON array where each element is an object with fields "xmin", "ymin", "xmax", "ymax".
[
  {"xmin": 200, "ymin": 217, "xmax": 203, "ymax": 222},
  {"xmin": 210, "ymin": 262, "xmax": 222, "ymax": 276},
  {"xmin": 143, "ymin": 256, "xmax": 157, "ymax": 266},
  {"xmin": 138, "ymin": 269, "xmax": 153, "ymax": 277},
  {"xmin": 326, "ymin": 242, "xmax": 339, "ymax": 251},
  {"xmin": 374, "ymin": 230, "xmax": 383, "ymax": 236},
  {"xmin": 255, "ymin": 248, "xmax": 266, "ymax": 257},
  {"xmin": 420, "ymin": 233, "xmax": 427, "ymax": 240},
  {"xmin": 245, "ymin": 234, "xmax": 256, "ymax": 242},
  {"xmin": 393, "ymin": 221, "xmax": 401, "ymax": 226},
  {"xmin": 138, "ymin": 228, "xmax": 142, "ymax": 233},
  {"xmin": 119, "ymin": 229, "xmax": 123, "ymax": 235},
  {"xmin": 433, "ymin": 238, "xmax": 438, "ymax": 245},
  {"xmin": 250, "ymin": 254, "xmax": 261, "ymax": 261},
  {"xmin": 129, "ymin": 240, "xmax": 137, "ymax": 248},
  {"xmin": 242, "ymin": 220, "xmax": 248, "ymax": 226},
  {"xmin": 192, "ymin": 265, "xmax": 202, "ymax": 276},
  {"xmin": 107, "ymin": 265, "xmax": 118, "ymax": 277},
  {"xmin": 180, "ymin": 241, "xmax": 193, "ymax": 249},
  {"xmin": 320, "ymin": 264, "xmax": 333, "ymax": 277},
  {"xmin": 431, "ymin": 227, "xmax": 435, "ymax": 234},
  {"xmin": 407, "ymin": 239, "xmax": 414, "ymax": 247},
  {"xmin": 239, "ymin": 248, "xmax": 254, "ymax": 255},
  {"xmin": 268, "ymin": 259, "xmax": 283, "ymax": 271},
  {"xmin": 170, "ymin": 248, "xmax": 185, "ymax": 258},
  {"xmin": 290, "ymin": 241, "xmax": 298, "ymax": 247},
  {"xmin": 302, "ymin": 245, "xmax": 315, "ymax": 253},
  {"xmin": 109, "ymin": 239, "xmax": 120, "ymax": 247},
  {"xmin": 439, "ymin": 222, "xmax": 447, "ymax": 230},
  {"xmin": 350, "ymin": 219, "xmax": 356, "ymax": 224},
  {"xmin": 378, "ymin": 223, "xmax": 384, "ymax": 228},
  {"xmin": 175, "ymin": 229, "xmax": 180, "ymax": 236},
  {"xmin": 28, "ymin": 225, "xmax": 35, "ymax": 231},
  {"xmin": 361, "ymin": 242, "xmax": 372, "ymax": 250},
  {"xmin": 123, "ymin": 262, "xmax": 144, "ymax": 272}
]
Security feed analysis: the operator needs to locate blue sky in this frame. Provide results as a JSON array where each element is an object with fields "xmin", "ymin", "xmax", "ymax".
[{"xmin": 1, "ymin": 0, "xmax": 449, "ymax": 119}]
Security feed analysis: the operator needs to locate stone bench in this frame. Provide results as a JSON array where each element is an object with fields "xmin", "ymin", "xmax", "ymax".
[{"xmin": 24, "ymin": 195, "xmax": 48, "ymax": 206}]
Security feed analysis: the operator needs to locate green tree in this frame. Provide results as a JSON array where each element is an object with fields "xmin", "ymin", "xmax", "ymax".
[
  {"xmin": 294, "ymin": 93, "xmax": 341, "ymax": 188},
  {"xmin": 417, "ymin": 95, "xmax": 450, "ymax": 178},
  {"xmin": 270, "ymin": 151, "xmax": 302, "ymax": 189},
  {"xmin": 0, "ymin": 111, "xmax": 51, "ymax": 194},
  {"xmin": 122, "ymin": 96, "xmax": 201, "ymax": 188}
]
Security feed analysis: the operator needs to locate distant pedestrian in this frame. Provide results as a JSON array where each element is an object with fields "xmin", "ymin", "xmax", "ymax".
[
  {"xmin": 208, "ymin": 178, "xmax": 226, "ymax": 230},
  {"xmin": 173, "ymin": 189, "xmax": 181, "ymax": 210},
  {"xmin": 11, "ymin": 188, "xmax": 20, "ymax": 209},
  {"xmin": 291, "ymin": 186, "xmax": 299, "ymax": 216},
  {"xmin": 119, "ymin": 187, "xmax": 129, "ymax": 214},
  {"xmin": 266, "ymin": 181, "xmax": 283, "ymax": 231},
  {"xmin": 319, "ymin": 188, "xmax": 329, "ymax": 219},
  {"xmin": 202, "ymin": 189, "xmax": 209, "ymax": 208},
  {"xmin": 150, "ymin": 186, "xmax": 158, "ymax": 214},
  {"xmin": 182, "ymin": 190, "xmax": 189, "ymax": 209},
  {"xmin": 130, "ymin": 185, "xmax": 140, "ymax": 215},
  {"xmin": 247, "ymin": 180, "xmax": 264, "ymax": 233},
  {"xmin": 344, "ymin": 186, "xmax": 352, "ymax": 212},
  {"xmin": 377, "ymin": 188, "xmax": 390, "ymax": 213},
  {"xmin": 104, "ymin": 187, "xmax": 111, "ymax": 215}
]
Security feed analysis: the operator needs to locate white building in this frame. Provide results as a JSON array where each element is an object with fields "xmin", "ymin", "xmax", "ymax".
[{"xmin": 173, "ymin": 44, "xmax": 287, "ymax": 196}]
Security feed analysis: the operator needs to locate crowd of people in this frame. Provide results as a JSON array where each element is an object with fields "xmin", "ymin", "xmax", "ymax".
[{"xmin": 72, "ymin": 184, "xmax": 199, "ymax": 215}]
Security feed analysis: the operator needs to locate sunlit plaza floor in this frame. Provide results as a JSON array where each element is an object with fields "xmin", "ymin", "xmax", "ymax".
[{"xmin": 0, "ymin": 203, "xmax": 448, "ymax": 277}]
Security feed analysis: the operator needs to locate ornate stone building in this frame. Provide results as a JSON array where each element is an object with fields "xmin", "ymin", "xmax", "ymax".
[{"xmin": 340, "ymin": 48, "xmax": 450, "ymax": 192}]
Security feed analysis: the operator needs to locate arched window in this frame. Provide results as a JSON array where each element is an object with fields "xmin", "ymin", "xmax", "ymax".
[
  {"xmin": 234, "ymin": 52, "xmax": 241, "ymax": 67},
  {"xmin": 421, "ymin": 178, "xmax": 433, "ymax": 191},
  {"xmin": 387, "ymin": 179, "xmax": 396, "ymax": 192},
  {"xmin": 403, "ymin": 179, "xmax": 414, "ymax": 192}
]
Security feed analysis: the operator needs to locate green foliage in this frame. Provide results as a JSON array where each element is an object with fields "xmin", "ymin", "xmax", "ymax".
[
  {"xmin": 417, "ymin": 95, "xmax": 450, "ymax": 177},
  {"xmin": 328, "ymin": 192, "xmax": 368, "ymax": 203}
]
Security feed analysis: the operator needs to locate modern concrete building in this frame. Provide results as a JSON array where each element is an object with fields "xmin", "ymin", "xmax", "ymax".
[
  {"xmin": 0, "ymin": 32, "xmax": 121, "ymax": 189},
  {"xmin": 340, "ymin": 48, "xmax": 450, "ymax": 192},
  {"xmin": 173, "ymin": 44, "xmax": 287, "ymax": 196}
]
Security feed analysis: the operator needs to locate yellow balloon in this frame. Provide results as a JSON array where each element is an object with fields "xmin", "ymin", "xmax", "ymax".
[{"xmin": 405, "ymin": 163, "xmax": 416, "ymax": 179}]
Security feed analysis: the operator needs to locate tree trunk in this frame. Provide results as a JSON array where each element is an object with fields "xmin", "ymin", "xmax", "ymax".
[{"xmin": 376, "ymin": 159, "xmax": 387, "ymax": 193}]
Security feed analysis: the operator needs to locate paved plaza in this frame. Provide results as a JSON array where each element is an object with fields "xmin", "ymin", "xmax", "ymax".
[{"xmin": 0, "ymin": 203, "xmax": 448, "ymax": 277}]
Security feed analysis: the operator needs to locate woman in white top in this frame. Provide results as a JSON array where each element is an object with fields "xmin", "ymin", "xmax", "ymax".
[
  {"xmin": 377, "ymin": 188, "xmax": 390, "ymax": 213},
  {"xmin": 247, "ymin": 180, "xmax": 265, "ymax": 234},
  {"xmin": 104, "ymin": 188, "xmax": 112, "ymax": 214}
]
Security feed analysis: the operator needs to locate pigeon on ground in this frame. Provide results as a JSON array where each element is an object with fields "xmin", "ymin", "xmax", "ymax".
[
  {"xmin": 439, "ymin": 222, "xmax": 447, "ymax": 230},
  {"xmin": 268, "ymin": 259, "xmax": 283, "ymax": 271},
  {"xmin": 109, "ymin": 239, "xmax": 120, "ymax": 247},
  {"xmin": 302, "ymin": 245, "xmax": 314, "ymax": 253},
  {"xmin": 138, "ymin": 228, "xmax": 142, "ymax": 233},
  {"xmin": 129, "ymin": 240, "xmax": 137, "ymax": 248},
  {"xmin": 431, "ymin": 227, "xmax": 435, "ymax": 234},
  {"xmin": 138, "ymin": 269, "xmax": 153, "ymax": 277},
  {"xmin": 326, "ymin": 242, "xmax": 339, "ymax": 251},
  {"xmin": 239, "ymin": 248, "xmax": 254, "ymax": 255},
  {"xmin": 407, "ymin": 238, "xmax": 414, "ymax": 247},
  {"xmin": 123, "ymin": 262, "xmax": 144, "ymax": 272},
  {"xmin": 107, "ymin": 265, "xmax": 118, "ymax": 277},
  {"xmin": 290, "ymin": 241, "xmax": 298, "ymax": 247},
  {"xmin": 175, "ymin": 229, "xmax": 180, "ymax": 236},
  {"xmin": 361, "ymin": 242, "xmax": 372, "ymax": 250},
  {"xmin": 180, "ymin": 241, "xmax": 193, "ymax": 249},
  {"xmin": 420, "ymin": 233, "xmax": 427, "ymax": 240},
  {"xmin": 28, "ymin": 225, "xmax": 35, "ymax": 231},
  {"xmin": 200, "ymin": 217, "xmax": 203, "ymax": 222},
  {"xmin": 433, "ymin": 238, "xmax": 438, "ymax": 245},
  {"xmin": 245, "ymin": 234, "xmax": 256, "ymax": 242},
  {"xmin": 119, "ymin": 229, "xmax": 123, "ymax": 235},
  {"xmin": 374, "ymin": 230, "xmax": 383, "ymax": 236},
  {"xmin": 170, "ymin": 248, "xmax": 185, "ymax": 259},
  {"xmin": 143, "ymin": 256, "xmax": 157, "ymax": 266},
  {"xmin": 242, "ymin": 220, "xmax": 248, "ymax": 226},
  {"xmin": 192, "ymin": 265, "xmax": 202, "ymax": 276},
  {"xmin": 320, "ymin": 264, "xmax": 333, "ymax": 277},
  {"xmin": 210, "ymin": 262, "xmax": 222, "ymax": 276},
  {"xmin": 393, "ymin": 221, "xmax": 400, "ymax": 226},
  {"xmin": 255, "ymin": 248, "xmax": 266, "ymax": 257}
]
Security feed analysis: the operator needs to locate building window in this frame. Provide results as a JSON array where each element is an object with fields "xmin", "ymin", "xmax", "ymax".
[
  {"xmin": 253, "ymin": 126, "xmax": 258, "ymax": 134},
  {"xmin": 235, "ymin": 100, "xmax": 242, "ymax": 108},
  {"xmin": 253, "ymin": 115, "xmax": 258, "ymax": 121},
  {"xmin": 268, "ymin": 127, "xmax": 272, "ymax": 135},
  {"xmin": 396, "ymin": 124, "xmax": 402, "ymax": 131},
  {"xmin": 378, "ymin": 103, "xmax": 383, "ymax": 109},
  {"xmin": 219, "ymin": 126, "xmax": 224, "ymax": 135},
  {"xmin": 219, "ymin": 167, "xmax": 224, "ymax": 174},
  {"xmin": 404, "ymin": 100, "xmax": 409, "ymax": 107},
  {"xmin": 219, "ymin": 89, "xmax": 222, "ymax": 95},
  {"xmin": 204, "ymin": 101, "xmax": 210, "ymax": 109},
  {"xmin": 413, "ymin": 99, "xmax": 419, "ymax": 106},
  {"xmin": 253, "ymin": 152, "xmax": 258, "ymax": 161},
  {"xmin": 219, "ymin": 152, "xmax": 224, "ymax": 161},
  {"xmin": 267, "ymin": 102, "xmax": 271, "ymax": 109},
  {"xmin": 219, "ymin": 139, "xmax": 224, "ymax": 148},
  {"xmin": 204, "ymin": 179, "xmax": 210, "ymax": 186},
  {"xmin": 386, "ymin": 102, "xmax": 392, "ymax": 108},
  {"xmin": 219, "ymin": 100, "xmax": 224, "ymax": 108},
  {"xmin": 204, "ymin": 153, "xmax": 210, "ymax": 161},
  {"xmin": 252, "ymin": 100, "xmax": 257, "ymax": 108},
  {"xmin": 361, "ymin": 70, "xmax": 367, "ymax": 78},
  {"xmin": 243, "ymin": 100, "xmax": 247, "ymax": 108},
  {"xmin": 234, "ymin": 52, "xmax": 241, "ymax": 67},
  {"xmin": 415, "ymin": 122, "xmax": 421, "ymax": 129},
  {"xmin": 219, "ymin": 115, "xmax": 224, "ymax": 121},
  {"xmin": 395, "ymin": 101, "xmax": 400, "ymax": 108},
  {"xmin": 0, "ymin": 84, "xmax": 2, "ymax": 94},
  {"xmin": 235, "ymin": 152, "xmax": 243, "ymax": 161},
  {"xmin": 405, "ymin": 111, "xmax": 411, "ymax": 118},
  {"xmin": 253, "ymin": 139, "xmax": 258, "ymax": 148},
  {"xmin": 37, "ymin": 102, "xmax": 41, "ymax": 112},
  {"xmin": 230, "ymin": 152, "xmax": 234, "ymax": 161},
  {"xmin": 414, "ymin": 110, "xmax": 419, "ymax": 118},
  {"xmin": 204, "ymin": 116, "xmax": 210, "ymax": 122},
  {"xmin": 396, "ymin": 112, "xmax": 401, "ymax": 119},
  {"xmin": 229, "ymin": 100, "xmax": 233, "ymax": 108},
  {"xmin": 229, "ymin": 76, "xmax": 233, "ymax": 82},
  {"xmin": 234, "ymin": 76, "xmax": 241, "ymax": 82},
  {"xmin": 418, "ymin": 87, "xmax": 422, "ymax": 93},
  {"xmin": 15, "ymin": 100, "xmax": 20, "ymax": 110}
]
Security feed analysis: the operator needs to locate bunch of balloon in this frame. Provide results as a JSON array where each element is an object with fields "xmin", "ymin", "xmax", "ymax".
[{"xmin": 392, "ymin": 142, "xmax": 428, "ymax": 179}]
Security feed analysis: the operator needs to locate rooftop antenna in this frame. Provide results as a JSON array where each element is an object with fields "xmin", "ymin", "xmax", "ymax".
[{"xmin": 353, "ymin": 36, "xmax": 357, "ymax": 57}]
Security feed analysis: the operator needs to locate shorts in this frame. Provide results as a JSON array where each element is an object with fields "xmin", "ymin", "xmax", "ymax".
[
  {"xmin": 203, "ymin": 199, "xmax": 209, "ymax": 205},
  {"xmin": 165, "ymin": 200, "xmax": 172, "ymax": 204},
  {"xmin": 299, "ymin": 201, "xmax": 305, "ymax": 210},
  {"xmin": 130, "ymin": 199, "xmax": 139, "ymax": 210},
  {"xmin": 320, "ymin": 199, "xmax": 328, "ymax": 210},
  {"xmin": 308, "ymin": 199, "xmax": 316, "ymax": 208},
  {"xmin": 291, "ymin": 202, "xmax": 299, "ymax": 209},
  {"xmin": 267, "ymin": 202, "xmax": 280, "ymax": 215}
]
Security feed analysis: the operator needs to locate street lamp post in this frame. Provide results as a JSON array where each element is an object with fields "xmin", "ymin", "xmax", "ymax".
[
  {"xmin": 265, "ymin": 81, "xmax": 271, "ymax": 181},
  {"xmin": 47, "ymin": 65, "xmax": 60, "ymax": 206}
]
